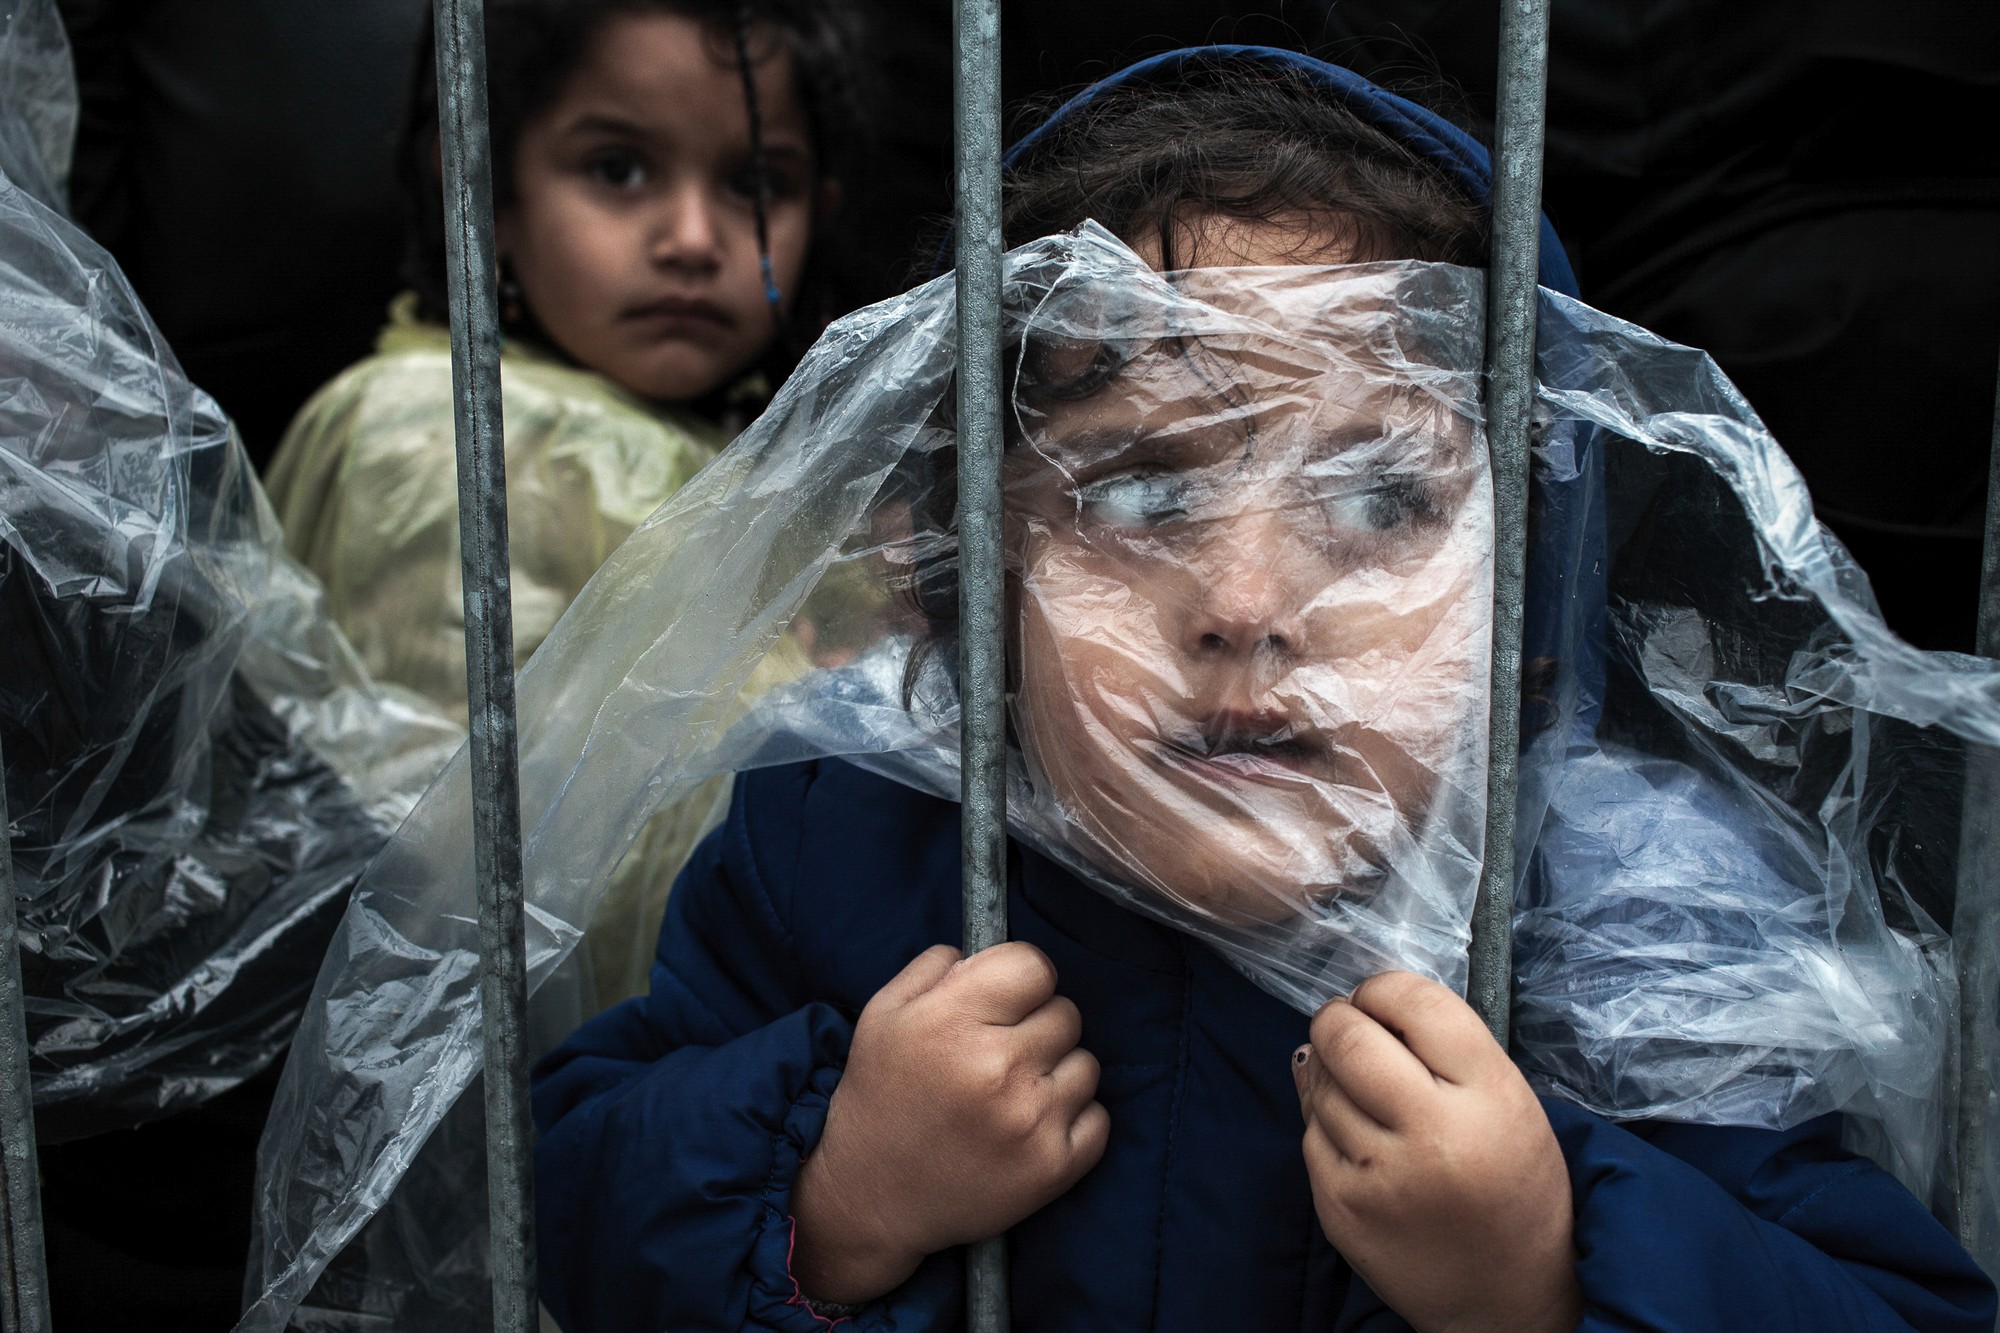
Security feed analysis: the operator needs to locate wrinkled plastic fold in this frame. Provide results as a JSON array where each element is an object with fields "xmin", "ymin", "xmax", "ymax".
[
  {"xmin": 240, "ymin": 224, "xmax": 2000, "ymax": 1326},
  {"xmin": 0, "ymin": 0, "xmax": 74, "ymax": 211},
  {"xmin": 0, "ymin": 3, "xmax": 464, "ymax": 1139}
]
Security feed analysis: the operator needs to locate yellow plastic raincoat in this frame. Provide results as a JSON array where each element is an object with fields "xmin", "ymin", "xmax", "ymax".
[
  {"xmin": 268, "ymin": 295, "xmax": 730, "ymax": 718},
  {"xmin": 267, "ymin": 296, "xmax": 734, "ymax": 1006}
]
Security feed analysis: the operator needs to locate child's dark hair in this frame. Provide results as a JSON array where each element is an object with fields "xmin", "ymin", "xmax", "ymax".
[
  {"xmin": 398, "ymin": 0, "xmax": 864, "ymax": 391},
  {"xmin": 902, "ymin": 57, "xmax": 1493, "ymax": 701},
  {"xmin": 1002, "ymin": 59, "xmax": 1488, "ymax": 265}
]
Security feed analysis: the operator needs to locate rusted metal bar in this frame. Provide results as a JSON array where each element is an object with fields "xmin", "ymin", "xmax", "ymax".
[
  {"xmin": 954, "ymin": 0, "xmax": 1009, "ymax": 1324},
  {"xmin": 0, "ymin": 726, "xmax": 51, "ymax": 1333},
  {"xmin": 431, "ymin": 0, "xmax": 536, "ymax": 1326},
  {"xmin": 1952, "ymin": 348, "xmax": 2000, "ymax": 1263},
  {"xmin": 1466, "ymin": 0, "xmax": 1553, "ymax": 1046}
]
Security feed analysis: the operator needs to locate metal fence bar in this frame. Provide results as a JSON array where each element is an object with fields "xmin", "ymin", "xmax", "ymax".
[
  {"xmin": 953, "ymin": 0, "xmax": 1008, "ymax": 1325},
  {"xmin": 1952, "ymin": 349, "xmax": 2000, "ymax": 1258},
  {"xmin": 1466, "ymin": 0, "xmax": 1553, "ymax": 1045},
  {"xmin": 0, "ymin": 728, "xmax": 51, "ymax": 1333},
  {"xmin": 1980, "ymin": 354, "xmax": 2000, "ymax": 659},
  {"xmin": 431, "ymin": 0, "xmax": 537, "ymax": 1328}
]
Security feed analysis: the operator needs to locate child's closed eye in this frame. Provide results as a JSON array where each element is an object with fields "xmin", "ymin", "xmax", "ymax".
[
  {"xmin": 1076, "ymin": 469, "xmax": 1191, "ymax": 529},
  {"xmin": 1321, "ymin": 475, "xmax": 1446, "ymax": 536}
]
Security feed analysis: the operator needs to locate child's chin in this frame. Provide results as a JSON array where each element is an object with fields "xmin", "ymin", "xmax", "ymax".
[
  {"xmin": 1054, "ymin": 779, "xmax": 1397, "ymax": 926},
  {"xmin": 608, "ymin": 346, "xmax": 737, "ymax": 404},
  {"xmin": 1115, "ymin": 831, "xmax": 1383, "ymax": 928}
]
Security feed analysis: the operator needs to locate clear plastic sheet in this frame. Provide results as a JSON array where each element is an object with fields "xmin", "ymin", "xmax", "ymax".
[
  {"xmin": 0, "ymin": 0, "xmax": 75, "ymax": 213},
  {"xmin": 244, "ymin": 224, "xmax": 2000, "ymax": 1326},
  {"xmin": 0, "ymin": 0, "xmax": 464, "ymax": 1139}
]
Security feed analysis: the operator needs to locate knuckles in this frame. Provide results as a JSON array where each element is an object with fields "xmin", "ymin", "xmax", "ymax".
[
  {"xmin": 1350, "ymin": 969, "xmax": 1432, "ymax": 1014},
  {"xmin": 1350, "ymin": 972, "xmax": 1468, "ymax": 1053},
  {"xmin": 1070, "ymin": 1102, "xmax": 1112, "ymax": 1164},
  {"xmin": 974, "ymin": 941, "xmax": 1060, "ymax": 1004},
  {"xmin": 1047, "ymin": 995, "xmax": 1085, "ymax": 1047},
  {"xmin": 1378, "ymin": 974, "xmax": 1453, "ymax": 1031},
  {"xmin": 1309, "ymin": 1006, "xmax": 1379, "ymax": 1073},
  {"xmin": 1067, "ymin": 1047, "xmax": 1102, "ymax": 1098},
  {"xmin": 957, "ymin": 1036, "xmax": 1026, "ymax": 1100},
  {"xmin": 987, "ymin": 1087, "xmax": 1049, "ymax": 1146},
  {"xmin": 954, "ymin": 1044, "xmax": 1097, "ymax": 1172},
  {"xmin": 829, "ymin": 952, "xmax": 1106, "ymax": 1255},
  {"xmin": 1309, "ymin": 1096, "xmax": 1555, "ymax": 1225}
]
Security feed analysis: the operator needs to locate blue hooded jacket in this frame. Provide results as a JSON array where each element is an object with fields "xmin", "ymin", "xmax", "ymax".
[
  {"xmin": 533, "ymin": 761, "xmax": 1992, "ymax": 1332},
  {"xmin": 529, "ymin": 50, "xmax": 1995, "ymax": 1333}
]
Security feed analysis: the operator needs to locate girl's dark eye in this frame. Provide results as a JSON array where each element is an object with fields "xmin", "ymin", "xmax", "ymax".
[
  {"xmin": 1321, "ymin": 476, "xmax": 1442, "ymax": 534},
  {"xmin": 1078, "ymin": 470, "xmax": 1189, "ymax": 529},
  {"xmin": 587, "ymin": 150, "xmax": 647, "ymax": 190}
]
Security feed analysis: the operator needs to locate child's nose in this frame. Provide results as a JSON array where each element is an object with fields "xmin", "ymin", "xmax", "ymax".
[
  {"xmin": 1181, "ymin": 517, "xmax": 1309, "ymax": 659},
  {"xmin": 651, "ymin": 184, "xmax": 725, "ymax": 273}
]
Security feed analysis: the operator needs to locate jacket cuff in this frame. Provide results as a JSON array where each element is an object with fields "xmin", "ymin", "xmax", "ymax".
[
  {"xmin": 747, "ymin": 1064, "xmax": 960, "ymax": 1330},
  {"xmin": 747, "ymin": 1064, "xmax": 856, "ymax": 1329}
]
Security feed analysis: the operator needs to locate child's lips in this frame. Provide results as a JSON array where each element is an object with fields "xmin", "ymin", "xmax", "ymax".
[
  {"xmin": 1154, "ymin": 712, "xmax": 1333, "ymax": 786},
  {"xmin": 1171, "ymin": 746, "xmax": 1320, "ymax": 785},
  {"xmin": 622, "ymin": 296, "xmax": 732, "ymax": 333}
]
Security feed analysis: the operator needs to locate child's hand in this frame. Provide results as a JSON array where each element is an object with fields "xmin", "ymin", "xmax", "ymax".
[
  {"xmin": 790, "ymin": 942, "xmax": 1109, "ymax": 1304},
  {"xmin": 1293, "ymin": 972, "xmax": 1582, "ymax": 1333}
]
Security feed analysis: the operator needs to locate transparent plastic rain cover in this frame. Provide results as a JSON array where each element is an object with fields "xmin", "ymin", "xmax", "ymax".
[
  {"xmin": 0, "ymin": 0, "xmax": 463, "ymax": 1140},
  {"xmin": 243, "ymin": 225, "xmax": 2000, "ymax": 1328}
]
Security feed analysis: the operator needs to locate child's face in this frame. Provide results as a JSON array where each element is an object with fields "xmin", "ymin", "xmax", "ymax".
[
  {"xmin": 1006, "ymin": 219, "xmax": 1492, "ymax": 924},
  {"xmin": 496, "ymin": 13, "xmax": 819, "ymax": 402}
]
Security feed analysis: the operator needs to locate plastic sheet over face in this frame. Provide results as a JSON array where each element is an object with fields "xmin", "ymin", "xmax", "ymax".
[
  {"xmin": 0, "ymin": 5, "xmax": 464, "ymax": 1138},
  {"xmin": 243, "ymin": 224, "xmax": 2000, "ymax": 1327},
  {"xmin": 994, "ymin": 263, "xmax": 1493, "ymax": 992}
]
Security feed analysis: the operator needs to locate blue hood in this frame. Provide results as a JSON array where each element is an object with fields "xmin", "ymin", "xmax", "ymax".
[{"xmin": 1004, "ymin": 45, "xmax": 1580, "ymax": 299}]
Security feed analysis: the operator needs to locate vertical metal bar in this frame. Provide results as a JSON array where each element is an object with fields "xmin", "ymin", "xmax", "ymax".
[
  {"xmin": 1978, "ymin": 356, "xmax": 2000, "ymax": 660},
  {"xmin": 954, "ymin": 0, "xmax": 1008, "ymax": 1325},
  {"xmin": 1952, "ymin": 349, "xmax": 2000, "ymax": 1260},
  {"xmin": 432, "ymin": 1, "xmax": 536, "ymax": 1328},
  {"xmin": 0, "ymin": 728, "xmax": 52, "ymax": 1333},
  {"xmin": 1467, "ymin": 0, "xmax": 1553, "ymax": 1045}
]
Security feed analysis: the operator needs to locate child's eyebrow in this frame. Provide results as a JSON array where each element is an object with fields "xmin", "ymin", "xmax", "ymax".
[
  {"xmin": 1312, "ymin": 383, "xmax": 1472, "ymax": 452},
  {"xmin": 555, "ymin": 112, "xmax": 657, "ymax": 143},
  {"xmin": 1022, "ymin": 425, "xmax": 1144, "ymax": 465},
  {"xmin": 553, "ymin": 113, "xmax": 814, "ymax": 161},
  {"xmin": 1021, "ymin": 419, "xmax": 1250, "ymax": 475}
]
